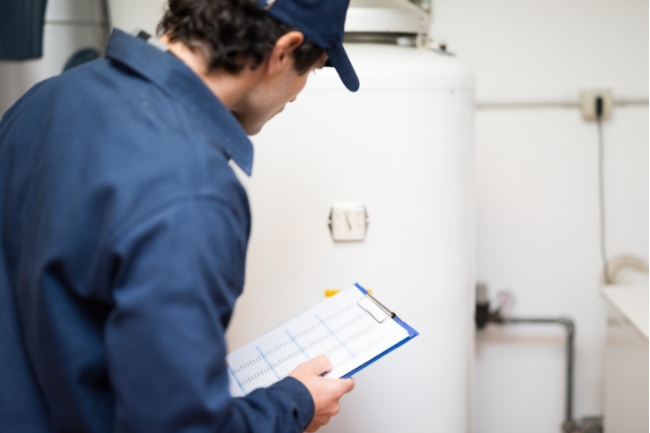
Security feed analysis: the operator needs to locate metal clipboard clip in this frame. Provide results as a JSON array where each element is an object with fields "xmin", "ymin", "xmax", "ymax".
[{"xmin": 357, "ymin": 293, "xmax": 397, "ymax": 323}]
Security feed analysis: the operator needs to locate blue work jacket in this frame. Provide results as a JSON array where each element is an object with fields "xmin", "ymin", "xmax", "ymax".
[{"xmin": 0, "ymin": 29, "xmax": 314, "ymax": 433}]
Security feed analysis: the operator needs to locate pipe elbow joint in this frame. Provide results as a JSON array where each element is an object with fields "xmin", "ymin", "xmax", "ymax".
[{"xmin": 557, "ymin": 317, "xmax": 575, "ymax": 335}]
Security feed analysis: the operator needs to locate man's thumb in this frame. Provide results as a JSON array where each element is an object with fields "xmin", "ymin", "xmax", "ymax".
[{"xmin": 340, "ymin": 378, "xmax": 355, "ymax": 394}]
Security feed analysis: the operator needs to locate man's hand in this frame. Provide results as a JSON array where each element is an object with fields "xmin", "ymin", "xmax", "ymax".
[{"xmin": 289, "ymin": 355, "xmax": 355, "ymax": 432}]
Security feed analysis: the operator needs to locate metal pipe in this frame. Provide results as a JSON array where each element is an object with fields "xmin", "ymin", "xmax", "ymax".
[
  {"xmin": 501, "ymin": 317, "xmax": 576, "ymax": 432},
  {"xmin": 475, "ymin": 99, "xmax": 648, "ymax": 110},
  {"xmin": 476, "ymin": 101, "xmax": 580, "ymax": 109},
  {"xmin": 100, "ymin": 0, "xmax": 112, "ymax": 43}
]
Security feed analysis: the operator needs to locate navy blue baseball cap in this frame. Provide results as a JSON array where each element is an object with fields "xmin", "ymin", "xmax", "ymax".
[{"xmin": 258, "ymin": 0, "xmax": 359, "ymax": 92}]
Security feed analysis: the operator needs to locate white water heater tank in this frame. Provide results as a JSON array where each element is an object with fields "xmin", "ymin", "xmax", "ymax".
[{"xmin": 227, "ymin": 42, "xmax": 475, "ymax": 432}]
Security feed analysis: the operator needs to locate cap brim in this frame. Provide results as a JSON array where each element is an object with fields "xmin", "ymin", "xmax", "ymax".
[{"xmin": 325, "ymin": 45, "xmax": 359, "ymax": 92}]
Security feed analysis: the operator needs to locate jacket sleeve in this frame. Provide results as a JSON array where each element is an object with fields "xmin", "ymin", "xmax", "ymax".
[{"xmin": 105, "ymin": 196, "xmax": 314, "ymax": 433}]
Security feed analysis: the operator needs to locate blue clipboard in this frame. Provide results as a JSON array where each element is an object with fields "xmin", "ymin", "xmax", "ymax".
[{"xmin": 341, "ymin": 283, "xmax": 419, "ymax": 378}]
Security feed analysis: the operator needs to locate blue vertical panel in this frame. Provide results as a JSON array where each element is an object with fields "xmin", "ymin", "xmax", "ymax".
[{"xmin": 0, "ymin": 0, "xmax": 49, "ymax": 59}]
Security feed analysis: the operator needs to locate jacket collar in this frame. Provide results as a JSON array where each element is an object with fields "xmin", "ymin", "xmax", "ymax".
[{"xmin": 105, "ymin": 29, "xmax": 254, "ymax": 176}]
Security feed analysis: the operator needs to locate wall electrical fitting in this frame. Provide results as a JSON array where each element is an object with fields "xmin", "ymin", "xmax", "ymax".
[{"xmin": 579, "ymin": 89, "xmax": 613, "ymax": 121}]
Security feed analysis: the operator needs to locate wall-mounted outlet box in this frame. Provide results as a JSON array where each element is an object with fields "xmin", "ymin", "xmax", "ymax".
[{"xmin": 580, "ymin": 88, "xmax": 613, "ymax": 121}]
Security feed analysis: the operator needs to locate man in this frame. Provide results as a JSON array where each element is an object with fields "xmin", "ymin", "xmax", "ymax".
[{"xmin": 0, "ymin": 0, "xmax": 360, "ymax": 431}]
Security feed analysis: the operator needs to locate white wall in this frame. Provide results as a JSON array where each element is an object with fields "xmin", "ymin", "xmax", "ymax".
[
  {"xmin": 108, "ymin": 0, "xmax": 165, "ymax": 36},
  {"xmin": 431, "ymin": 0, "xmax": 648, "ymax": 432}
]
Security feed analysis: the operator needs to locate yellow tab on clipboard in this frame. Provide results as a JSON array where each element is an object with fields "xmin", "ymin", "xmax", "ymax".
[{"xmin": 325, "ymin": 289, "xmax": 371, "ymax": 297}]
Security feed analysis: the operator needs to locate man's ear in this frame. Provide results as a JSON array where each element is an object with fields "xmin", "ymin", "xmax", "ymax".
[{"xmin": 266, "ymin": 31, "xmax": 305, "ymax": 76}]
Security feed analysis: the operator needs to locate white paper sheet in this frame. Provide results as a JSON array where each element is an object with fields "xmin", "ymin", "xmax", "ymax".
[{"xmin": 226, "ymin": 285, "xmax": 409, "ymax": 397}]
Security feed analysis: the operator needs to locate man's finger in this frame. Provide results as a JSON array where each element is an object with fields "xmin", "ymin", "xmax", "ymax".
[{"xmin": 309, "ymin": 354, "xmax": 332, "ymax": 375}]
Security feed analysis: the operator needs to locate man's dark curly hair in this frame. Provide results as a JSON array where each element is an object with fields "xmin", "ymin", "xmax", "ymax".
[{"xmin": 157, "ymin": 0, "xmax": 326, "ymax": 75}]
